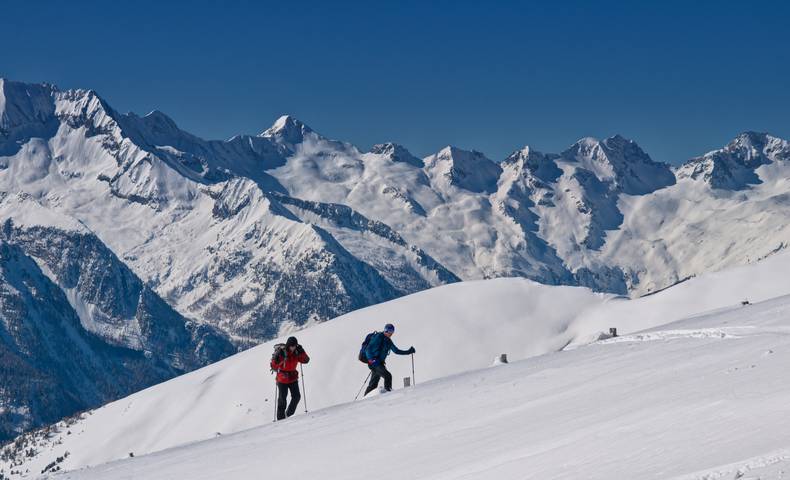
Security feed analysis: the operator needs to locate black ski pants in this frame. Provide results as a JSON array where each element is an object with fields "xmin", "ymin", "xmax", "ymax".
[
  {"xmin": 276, "ymin": 381, "xmax": 301, "ymax": 420},
  {"xmin": 364, "ymin": 363, "xmax": 392, "ymax": 396}
]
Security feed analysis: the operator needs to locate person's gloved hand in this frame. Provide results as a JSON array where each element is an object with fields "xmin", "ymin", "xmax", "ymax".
[
  {"xmin": 368, "ymin": 358, "xmax": 379, "ymax": 367},
  {"xmin": 407, "ymin": 346, "xmax": 416, "ymax": 354},
  {"xmin": 296, "ymin": 345, "xmax": 305, "ymax": 355}
]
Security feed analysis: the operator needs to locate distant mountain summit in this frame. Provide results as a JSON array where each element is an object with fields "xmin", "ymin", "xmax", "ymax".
[
  {"xmin": 2, "ymin": 77, "xmax": 790, "ymax": 440},
  {"xmin": 677, "ymin": 131, "xmax": 790, "ymax": 189},
  {"xmin": 424, "ymin": 146, "xmax": 502, "ymax": 194},
  {"xmin": 369, "ymin": 142, "xmax": 423, "ymax": 168},
  {"xmin": 560, "ymin": 134, "xmax": 676, "ymax": 195},
  {"xmin": 261, "ymin": 114, "xmax": 313, "ymax": 143}
]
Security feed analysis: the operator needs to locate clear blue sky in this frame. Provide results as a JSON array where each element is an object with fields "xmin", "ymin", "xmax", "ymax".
[{"xmin": 2, "ymin": 0, "xmax": 789, "ymax": 164}]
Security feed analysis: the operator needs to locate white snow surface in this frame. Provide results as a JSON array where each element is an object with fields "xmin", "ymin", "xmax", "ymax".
[
  {"xmin": 66, "ymin": 295, "xmax": 790, "ymax": 480},
  {"xmin": 7, "ymin": 251, "xmax": 790, "ymax": 479}
]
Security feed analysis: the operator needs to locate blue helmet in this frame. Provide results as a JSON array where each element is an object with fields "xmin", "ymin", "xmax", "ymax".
[{"xmin": 384, "ymin": 323, "xmax": 395, "ymax": 333}]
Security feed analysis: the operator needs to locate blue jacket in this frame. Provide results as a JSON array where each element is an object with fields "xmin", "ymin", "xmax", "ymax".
[{"xmin": 365, "ymin": 332, "xmax": 410, "ymax": 364}]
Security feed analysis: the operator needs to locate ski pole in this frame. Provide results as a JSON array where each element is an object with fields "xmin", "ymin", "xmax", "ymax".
[
  {"xmin": 354, "ymin": 372, "xmax": 372, "ymax": 401},
  {"xmin": 273, "ymin": 382, "xmax": 278, "ymax": 422},
  {"xmin": 300, "ymin": 363, "xmax": 308, "ymax": 413},
  {"xmin": 411, "ymin": 353, "xmax": 416, "ymax": 386}
]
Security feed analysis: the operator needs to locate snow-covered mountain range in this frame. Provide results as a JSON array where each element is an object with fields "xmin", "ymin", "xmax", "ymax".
[{"xmin": 2, "ymin": 77, "xmax": 790, "ymax": 441}]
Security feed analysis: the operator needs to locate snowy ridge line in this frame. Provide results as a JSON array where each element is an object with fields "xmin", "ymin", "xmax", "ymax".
[{"xmin": 269, "ymin": 191, "xmax": 461, "ymax": 284}]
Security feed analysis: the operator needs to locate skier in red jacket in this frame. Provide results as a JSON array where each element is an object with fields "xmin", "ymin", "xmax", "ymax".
[{"xmin": 271, "ymin": 336, "xmax": 310, "ymax": 420}]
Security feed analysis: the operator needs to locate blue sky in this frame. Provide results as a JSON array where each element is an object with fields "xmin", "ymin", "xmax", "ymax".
[{"xmin": 2, "ymin": 0, "xmax": 789, "ymax": 164}]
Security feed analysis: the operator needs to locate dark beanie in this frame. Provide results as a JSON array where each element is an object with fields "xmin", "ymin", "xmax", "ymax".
[{"xmin": 286, "ymin": 336, "xmax": 298, "ymax": 347}]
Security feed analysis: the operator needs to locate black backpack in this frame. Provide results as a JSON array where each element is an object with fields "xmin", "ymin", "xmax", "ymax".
[
  {"xmin": 271, "ymin": 343, "xmax": 286, "ymax": 372},
  {"xmin": 358, "ymin": 332, "xmax": 377, "ymax": 363}
]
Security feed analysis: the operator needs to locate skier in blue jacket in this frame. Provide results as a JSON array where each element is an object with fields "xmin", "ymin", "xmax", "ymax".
[{"xmin": 364, "ymin": 323, "xmax": 415, "ymax": 396}]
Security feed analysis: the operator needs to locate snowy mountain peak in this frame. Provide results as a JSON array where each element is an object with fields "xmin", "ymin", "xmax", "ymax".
[
  {"xmin": 260, "ymin": 114, "xmax": 313, "ymax": 144},
  {"xmin": 502, "ymin": 146, "xmax": 563, "ymax": 184},
  {"xmin": 603, "ymin": 133, "xmax": 629, "ymax": 145},
  {"xmin": 369, "ymin": 142, "xmax": 423, "ymax": 167},
  {"xmin": 500, "ymin": 146, "xmax": 532, "ymax": 170},
  {"xmin": 562, "ymin": 136, "xmax": 611, "ymax": 169},
  {"xmin": 600, "ymin": 134, "xmax": 657, "ymax": 164},
  {"xmin": 141, "ymin": 109, "xmax": 181, "ymax": 135},
  {"xmin": 424, "ymin": 146, "xmax": 503, "ymax": 194},
  {"xmin": 565, "ymin": 134, "xmax": 641, "ymax": 163},
  {"xmin": 677, "ymin": 132, "xmax": 790, "ymax": 189},
  {"xmin": 562, "ymin": 134, "xmax": 675, "ymax": 195},
  {"xmin": 732, "ymin": 130, "xmax": 774, "ymax": 144},
  {"xmin": 53, "ymin": 86, "xmax": 123, "ymax": 135},
  {"xmin": 574, "ymin": 135, "xmax": 601, "ymax": 150},
  {"xmin": 433, "ymin": 146, "xmax": 500, "ymax": 167},
  {"xmin": 726, "ymin": 131, "xmax": 790, "ymax": 164},
  {"xmin": 269, "ymin": 114, "xmax": 300, "ymax": 131}
]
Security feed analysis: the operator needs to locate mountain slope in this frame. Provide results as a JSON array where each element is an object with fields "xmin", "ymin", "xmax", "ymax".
[
  {"xmin": 0, "ymin": 241, "xmax": 173, "ymax": 443},
  {"xmin": 5, "ymin": 251, "xmax": 790, "ymax": 477},
  {"xmin": 677, "ymin": 131, "xmax": 790, "ymax": 190},
  {"xmin": 0, "ymin": 193, "xmax": 235, "ymax": 442},
  {"xmin": 61, "ymin": 294, "xmax": 790, "ymax": 479},
  {"xmin": 0, "ymin": 194, "xmax": 235, "ymax": 364},
  {"xmin": 593, "ymin": 133, "xmax": 790, "ymax": 294}
]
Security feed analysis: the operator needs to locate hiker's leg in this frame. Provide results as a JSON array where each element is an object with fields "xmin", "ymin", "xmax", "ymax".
[
  {"xmin": 381, "ymin": 366, "xmax": 393, "ymax": 391},
  {"xmin": 364, "ymin": 367, "xmax": 381, "ymax": 395},
  {"xmin": 286, "ymin": 382, "xmax": 301, "ymax": 417},
  {"xmin": 276, "ymin": 382, "xmax": 288, "ymax": 420}
]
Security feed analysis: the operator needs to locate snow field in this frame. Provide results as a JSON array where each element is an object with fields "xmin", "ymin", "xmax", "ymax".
[
  {"xmin": 5, "ymin": 251, "xmax": 790, "ymax": 478},
  {"xmin": 60, "ymin": 293, "xmax": 790, "ymax": 479}
]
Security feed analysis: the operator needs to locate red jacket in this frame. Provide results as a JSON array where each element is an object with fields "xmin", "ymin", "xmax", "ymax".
[{"xmin": 271, "ymin": 348, "xmax": 310, "ymax": 384}]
